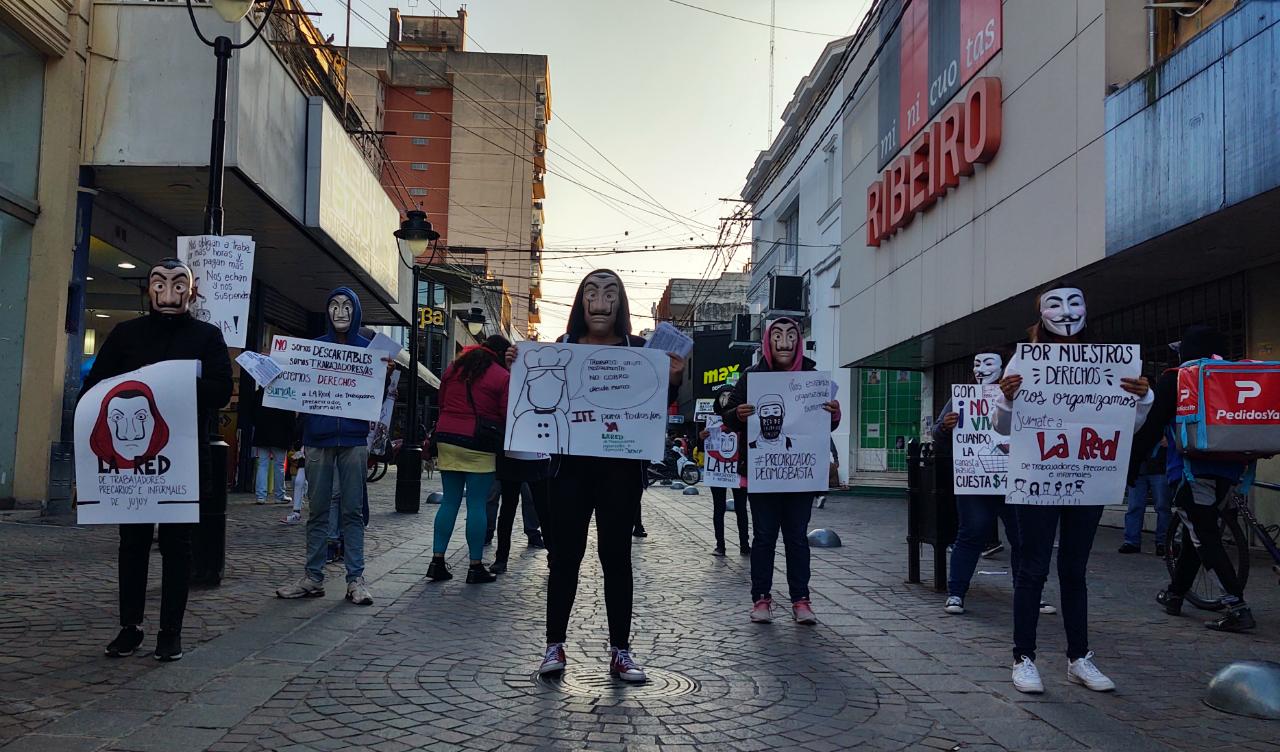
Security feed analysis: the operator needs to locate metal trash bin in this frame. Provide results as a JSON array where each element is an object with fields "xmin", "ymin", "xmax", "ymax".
[{"xmin": 906, "ymin": 439, "xmax": 957, "ymax": 591}]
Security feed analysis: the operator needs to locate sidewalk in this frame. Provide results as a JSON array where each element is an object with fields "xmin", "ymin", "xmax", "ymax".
[{"xmin": 1, "ymin": 475, "xmax": 1277, "ymax": 751}]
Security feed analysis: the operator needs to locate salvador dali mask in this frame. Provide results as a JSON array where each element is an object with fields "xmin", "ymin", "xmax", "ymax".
[
  {"xmin": 329, "ymin": 294, "xmax": 354, "ymax": 334},
  {"xmin": 581, "ymin": 272, "xmax": 621, "ymax": 338},
  {"xmin": 768, "ymin": 319, "xmax": 800, "ymax": 370},
  {"xmin": 148, "ymin": 261, "xmax": 196, "ymax": 316}
]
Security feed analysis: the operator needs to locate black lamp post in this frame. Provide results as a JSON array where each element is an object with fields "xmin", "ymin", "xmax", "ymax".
[
  {"xmin": 184, "ymin": 0, "xmax": 276, "ymax": 586},
  {"xmin": 185, "ymin": 0, "xmax": 278, "ymax": 235},
  {"xmin": 394, "ymin": 210, "xmax": 440, "ymax": 513}
]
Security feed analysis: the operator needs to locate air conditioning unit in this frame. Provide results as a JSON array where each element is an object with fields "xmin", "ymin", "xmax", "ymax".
[
  {"xmin": 769, "ymin": 275, "xmax": 804, "ymax": 314},
  {"xmin": 730, "ymin": 313, "xmax": 761, "ymax": 350}
]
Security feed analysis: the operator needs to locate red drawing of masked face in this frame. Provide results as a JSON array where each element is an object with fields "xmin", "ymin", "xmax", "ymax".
[{"xmin": 89, "ymin": 381, "xmax": 170, "ymax": 469}]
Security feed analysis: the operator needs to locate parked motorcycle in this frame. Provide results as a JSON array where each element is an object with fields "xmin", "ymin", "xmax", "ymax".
[{"xmin": 646, "ymin": 445, "xmax": 701, "ymax": 487}]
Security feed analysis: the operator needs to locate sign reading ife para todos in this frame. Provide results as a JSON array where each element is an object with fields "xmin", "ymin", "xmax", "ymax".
[
  {"xmin": 1007, "ymin": 344, "xmax": 1141, "ymax": 506},
  {"xmin": 263, "ymin": 336, "xmax": 386, "ymax": 422}
]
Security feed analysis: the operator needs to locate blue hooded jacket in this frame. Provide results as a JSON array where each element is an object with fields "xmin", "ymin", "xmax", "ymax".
[{"xmin": 301, "ymin": 287, "xmax": 374, "ymax": 448}]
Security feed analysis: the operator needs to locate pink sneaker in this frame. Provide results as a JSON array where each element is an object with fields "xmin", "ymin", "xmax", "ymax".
[
  {"xmin": 608, "ymin": 648, "xmax": 647, "ymax": 683},
  {"xmin": 792, "ymin": 599, "xmax": 817, "ymax": 625},
  {"xmin": 750, "ymin": 597, "xmax": 774, "ymax": 623}
]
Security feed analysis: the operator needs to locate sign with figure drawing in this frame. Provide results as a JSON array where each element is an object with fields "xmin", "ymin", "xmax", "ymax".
[
  {"xmin": 702, "ymin": 415, "xmax": 740, "ymax": 488},
  {"xmin": 951, "ymin": 383, "xmax": 1007, "ymax": 494},
  {"xmin": 746, "ymin": 371, "xmax": 832, "ymax": 493},
  {"xmin": 505, "ymin": 342, "xmax": 670, "ymax": 460},
  {"xmin": 74, "ymin": 360, "xmax": 201, "ymax": 524}
]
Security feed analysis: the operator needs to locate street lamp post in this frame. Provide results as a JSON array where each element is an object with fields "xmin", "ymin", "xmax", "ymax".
[
  {"xmin": 394, "ymin": 211, "xmax": 440, "ymax": 513},
  {"xmin": 184, "ymin": 0, "xmax": 277, "ymax": 586}
]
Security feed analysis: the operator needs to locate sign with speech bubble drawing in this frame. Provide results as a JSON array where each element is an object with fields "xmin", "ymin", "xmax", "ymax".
[{"xmin": 505, "ymin": 342, "xmax": 671, "ymax": 461}]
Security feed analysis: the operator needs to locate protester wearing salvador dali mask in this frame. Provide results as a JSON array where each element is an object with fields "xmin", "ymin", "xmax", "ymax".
[
  {"xmin": 276, "ymin": 288, "xmax": 382, "ymax": 607},
  {"xmin": 932, "ymin": 350, "xmax": 1055, "ymax": 619},
  {"xmin": 509, "ymin": 269, "xmax": 684, "ymax": 684},
  {"xmin": 83, "ymin": 258, "xmax": 233, "ymax": 662},
  {"xmin": 720, "ymin": 317, "xmax": 841, "ymax": 627},
  {"xmin": 996, "ymin": 283, "xmax": 1151, "ymax": 696}
]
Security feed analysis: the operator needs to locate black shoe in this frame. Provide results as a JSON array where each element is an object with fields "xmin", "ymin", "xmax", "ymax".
[
  {"xmin": 1206, "ymin": 603, "xmax": 1256, "ymax": 632},
  {"xmin": 1155, "ymin": 544, "xmax": 1167, "ymax": 558},
  {"xmin": 466, "ymin": 564, "xmax": 497, "ymax": 584},
  {"xmin": 632, "ymin": 527, "xmax": 648, "ymax": 538},
  {"xmin": 489, "ymin": 559, "xmax": 508, "ymax": 575},
  {"xmin": 740, "ymin": 546, "xmax": 752, "ymax": 556},
  {"xmin": 527, "ymin": 533, "xmax": 545, "ymax": 549},
  {"xmin": 154, "ymin": 630, "xmax": 183, "ymax": 662},
  {"xmin": 713, "ymin": 546, "xmax": 726, "ymax": 557},
  {"xmin": 426, "ymin": 558, "xmax": 453, "ymax": 582},
  {"xmin": 105, "ymin": 626, "xmax": 144, "ymax": 657},
  {"xmin": 1118, "ymin": 543, "xmax": 1141, "ymax": 554},
  {"xmin": 1156, "ymin": 589, "xmax": 1184, "ymax": 616}
]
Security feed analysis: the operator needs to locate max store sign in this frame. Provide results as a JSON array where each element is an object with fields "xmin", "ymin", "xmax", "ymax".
[{"xmin": 866, "ymin": 77, "xmax": 1002, "ymax": 247}]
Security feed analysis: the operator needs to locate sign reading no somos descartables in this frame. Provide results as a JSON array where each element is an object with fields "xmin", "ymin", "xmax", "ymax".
[
  {"xmin": 951, "ymin": 384, "xmax": 1007, "ymax": 494},
  {"xmin": 263, "ymin": 336, "xmax": 386, "ymax": 422},
  {"xmin": 1007, "ymin": 344, "xmax": 1141, "ymax": 506}
]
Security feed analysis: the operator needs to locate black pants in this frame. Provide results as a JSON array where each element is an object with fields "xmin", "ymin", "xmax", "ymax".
[
  {"xmin": 546, "ymin": 463, "xmax": 640, "ymax": 649},
  {"xmin": 749, "ymin": 492, "xmax": 813, "ymax": 603},
  {"xmin": 711, "ymin": 486, "xmax": 750, "ymax": 550},
  {"xmin": 494, "ymin": 478, "xmax": 548, "ymax": 563},
  {"xmin": 1170, "ymin": 478, "xmax": 1243, "ymax": 599},
  {"xmin": 119, "ymin": 523, "xmax": 194, "ymax": 632},
  {"xmin": 1012, "ymin": 504, "xmax": 1103, "ymax": 662},
  {"xmin": 633, "ymin": 499, "xmax": 644, "ymax": 532}
]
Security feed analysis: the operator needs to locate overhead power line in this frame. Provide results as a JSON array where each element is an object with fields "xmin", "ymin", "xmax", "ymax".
[{"xmin": 668, "ymin": 0, "xmax": 842, "ymax": 37}]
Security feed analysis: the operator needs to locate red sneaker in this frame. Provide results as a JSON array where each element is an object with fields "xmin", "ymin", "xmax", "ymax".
[
  {"xmin": 792, "ymin": 599, "xmax": 818, "ymax": 625},
  {"xmin": 609, "ymin": 648, "xmax": 647, "ymax": 683},
  {"xmin": 750, "ymin": 597, "xmax": 774, "ymax": 623},
  {"xmin": 538, "ymin": 643, "xmax": 566, "ymax": 675}
]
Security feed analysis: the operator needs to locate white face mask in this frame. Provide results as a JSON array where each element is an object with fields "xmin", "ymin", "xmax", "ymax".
[
  {"xmin": 972, "ymin": 353, "xmax": 1003, "ymax": 384},
  {"xmin": 1039, "ymin": 287, "xmax": 1086, "ymax": 337}
]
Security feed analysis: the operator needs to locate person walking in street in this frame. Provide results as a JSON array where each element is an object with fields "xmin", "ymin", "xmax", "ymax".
[
  {"xmin": 996, "ymin": 283, "xmax": 1151, "ymax": 694},
  {"xmin": 703, "ymin": 386, "xmax": 749, "ymax": 556},
  {"xmin": 426, "ymin": 335, "xmax": 512, "ymax": 585},
  {"xmin": 720, "ymin": 317, "xmax": 840, "ymax": 627},
  {"xmin": 1133, "ymin": 326, "xmax": 1257, "ymax": 632},
  {"xmin": 489, "ymin": 453, "xmax": 550, "ymax": 574},
  {"xmin": 1120, "ymin": 436, "xmax": 1171, "ymax": 555},
  {"xmin": 275, "ymin": 287, "xmax": 381, "ymax": 606},
  {"xmin": 89, "ymin": 258, "xmax": 234, "ymax": 662},
  {"xmin": 531, "ymin": 269, "xmax": 684, "ymax": 683},
  {"xmin": 251, "ymin": 380, "xmax": 295, "ymax": 504}
]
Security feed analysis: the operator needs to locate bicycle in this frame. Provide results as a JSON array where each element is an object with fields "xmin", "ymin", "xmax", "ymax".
[{"xmin": 1163, "ymin": 480, "xmax": 1280, "ymax": 610}]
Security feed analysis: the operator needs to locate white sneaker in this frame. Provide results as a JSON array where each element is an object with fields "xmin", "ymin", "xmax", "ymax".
[
  {"xmin": 1012, "ymin": 656, "xmax": 1044, "ymax": 694},
  {"xmin": 944, "ymin": 596, "xmax": 965, "ymax": 615},
  {"xmin": 345, "ymin": 577, "xmax": 373, "ymax": 606},
  {"xmin": 1066, "ymin": 652, "xmax": 1115, "ymax": 692},
  {"xmin": 1039, "ymin": 601, "xmax": 1058, "ymax": 615},
  {"xmin": 282, "ymin": 511, "xmax": 302, "ymax": 525},
  {"xmin": 276, "ymin": 575, "xmax": 324, "ymax": 599}
]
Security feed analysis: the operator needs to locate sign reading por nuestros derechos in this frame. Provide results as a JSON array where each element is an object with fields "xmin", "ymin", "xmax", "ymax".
[
  {"xmin": 263, "ymin": 336, "xmax": 386, "ymax": 422},
  {"xmin": 1007, "ymin": 344, "xmax": 1142, "ymax": 506}
]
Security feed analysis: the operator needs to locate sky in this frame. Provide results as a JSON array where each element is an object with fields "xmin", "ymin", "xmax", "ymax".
[{"xmin": 306, "ymin": 0, "xmax": 872, "ymax": 336}]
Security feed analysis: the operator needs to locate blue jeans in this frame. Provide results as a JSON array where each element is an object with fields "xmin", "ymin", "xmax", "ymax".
[
  {"xmin": 434, "ymin": 470, "xmax": 495, "ymax": 561},
  {"xmin": 254, "ymin": 447, "xmax": 287, "ymax": 500},
  {"xmin": 304, "ymin": 445, "xmax": 368, "ymax": 583},
  {"xmin": 948, "ymin": 495, "xmax": 1020, "ymax": 598},
  {"xmin": 1012, "ymin": 504, "xmax": 1104, "ymax": 662},
  {"xmin": 1123, "ymin": 474, "xmax": 1172, "ymax": 547}
]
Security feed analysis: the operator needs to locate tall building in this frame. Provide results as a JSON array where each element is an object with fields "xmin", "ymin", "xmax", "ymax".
[
  {"xmin": 653, "ymin": 272, "xmax": 749, "ymax": 330},
  {"xmin": 351, "ymin": 8, "xmax": 549, "ymax": 340}
]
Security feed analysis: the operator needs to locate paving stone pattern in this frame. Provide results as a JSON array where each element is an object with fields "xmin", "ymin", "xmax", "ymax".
[{"xmin": 1, "ymin": 475, "xmax": 1278, "ymax": 751}]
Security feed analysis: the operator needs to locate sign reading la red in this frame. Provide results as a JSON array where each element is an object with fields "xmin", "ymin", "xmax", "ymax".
[{"xmin": 866, "ymin": 77, "xmax": 1002, "ymax": 247}]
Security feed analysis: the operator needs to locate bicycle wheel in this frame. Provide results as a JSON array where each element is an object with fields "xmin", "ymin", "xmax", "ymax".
[{"xmin": 1164, "ymin": 509, "xmax": 1250, "ymax": 611}]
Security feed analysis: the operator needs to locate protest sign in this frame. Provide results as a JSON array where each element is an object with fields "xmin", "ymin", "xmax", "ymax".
[
  {"xmin": 1007, "ymin": 343, "xmax": 1142, "ymax": 505},
  {"xmin": 702, "ymin": 415, "xmax": 740, "ymax": 488},
  {"xmin": 951, "ymin": 384, "xmax": 1008, "ymax": 494},
  {"xmin": 74, "ymin": 360, "xmax": 201, "ymax": 524},
  {"xmin": 235, "ymin": 351, "xmax": 283, "ymax": 387},
  {"xmin": 694, "ymin": 397, "xmax": 715, "ymax": 423},
  {"xmin": 178, "ymin": 235, "xmax": 254, "ymax": 348},
  {"xmin": 263, "ymin": 336, "xmax": 386, "ymax": 422},
  {"xmin": 746, "ymin": 370, "xmax": 832, "ymax": 493},
  {"xmin": 505, "ymin": 342, "xmax": 670, "ymax": 460}
]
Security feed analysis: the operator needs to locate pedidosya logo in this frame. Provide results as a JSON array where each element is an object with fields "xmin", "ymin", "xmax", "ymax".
[{"xmin": 1213, "ymin": 376, "xmax": 1279, "ymax": 422}]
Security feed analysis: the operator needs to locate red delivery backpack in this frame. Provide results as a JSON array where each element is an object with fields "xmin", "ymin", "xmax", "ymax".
[{"xmin": 1173, "ymin": 359, "xmax": 1280, "ymax": 464}]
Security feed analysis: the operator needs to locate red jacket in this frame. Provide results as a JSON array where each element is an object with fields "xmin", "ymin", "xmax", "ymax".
[{"xmin": 435, "ymin": 359, "xmax": 510, "ymax": 440}]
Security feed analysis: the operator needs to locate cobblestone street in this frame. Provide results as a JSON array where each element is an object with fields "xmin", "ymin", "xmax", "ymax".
[{"xmin": 2, "ymin": 475, "xmax": 1278, "ymax": 752}]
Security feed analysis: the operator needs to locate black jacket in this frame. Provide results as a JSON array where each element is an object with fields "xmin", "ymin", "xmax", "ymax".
[
  {"xmin": 251, "ymin": 389, "xmax": 297, "ymax": 449},
  {"xmin": 82, "ymin": 312, "xmax": 234, "ymax": 437},
  {"xmin": 719, "ymin": 356, "xmax": 840, "ymax": 478}
]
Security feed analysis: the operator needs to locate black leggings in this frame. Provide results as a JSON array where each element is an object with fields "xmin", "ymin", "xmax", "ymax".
[
  {"xmin": 119, "ymin": 523, "xmax": 193, "ymax": 632},
  {"xmin": 546, "ymin": 463, "xmax": 641, "ymax": 649},
  {"xmin": 711, "ymin": 486, "xmax": 749, "ymax": 550},
  {"xmin": 495, "ymin": 478, "xmax": 549, "ymax": 562},
  {"xmin": 1169, "ymin": 478, "xmax": 1244, "ymax": 600}
]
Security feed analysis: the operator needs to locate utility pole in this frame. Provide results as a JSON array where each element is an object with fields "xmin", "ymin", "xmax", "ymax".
[{"xmin": 767, "ymin": 0, "xmax": 776, "ymax": 144}]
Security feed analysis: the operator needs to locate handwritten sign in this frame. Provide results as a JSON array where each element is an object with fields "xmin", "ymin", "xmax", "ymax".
[
  {"xmin": 1007, "ymin": 344, "xmax": 1142, "ymax": 505},
  {"xmin": 505, "ymin": 342, "xmax": 670, "ymax": 461},
  {"xmin": 951, "ymin": 384, "xmax": 1007, "ymax": 494},
  {"xmin": 74, "ymin": 361, "xmax": 201, "ymax": 524},
  {"xmin": 178, "ymin": 235, "xmax": 254, "ymax": 349},
  {"xmin": 746, "ymin": 371, "xmax": 832, "ymax": 493},
  {"xmin": 263, "ymin": 336, "xmax": 386, "ymax": 422},
  {"xmin": 702, "ymin": 415, "xmax": 741, "ymax": 488}
]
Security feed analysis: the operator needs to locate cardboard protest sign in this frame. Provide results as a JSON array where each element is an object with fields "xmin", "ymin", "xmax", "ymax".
[
  {"xmin": 951, "ymin": 384, "xmax": 1008, "ymax": 494},
  {"xmin": 505, "ymin": 342, "xmax": 670, "ymax": 461},
  {"xmin": 702, "ymin": 415, "xmax": 741, "ymax": 488},
  {"xmin": 178, "ymin": 235, "xmax": 254, "ymax": 348},
  {"xmin": 263, "ymin": 336, "xmax": 386, "ymax": 422},
  {"xmin": 746, "ymin": 371, "xmax": 832, "ymax": 493},
  {"xmin": 1007, "ymin": 343, "xmax": 1142, "ymax": 505},
  {"xmin": 74, "ymin": 360, "xmax": 201, "ymax": 524}
]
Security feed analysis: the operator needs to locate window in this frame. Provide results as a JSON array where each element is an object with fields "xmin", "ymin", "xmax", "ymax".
[
  {"xmin": 413, "ymin": 112, "xmax": 431, "ymax": 121},
  {"xmin": 779, "ymin": 204, "xmax": 799, "ymax": 267},
  {"xmin": 0, "ymin": 25, "xmax": 44, "ymax": 204},
  {"xmin": 411, "ymin": 163, "xmax": 428, "ymax": 171},
  {"xmin": 409, "ymin": 188, "xmax": 428, "ymax": 197},
  {"xmin": 411, "ymin": 137, "xmax": 429, "ymax": 146}
]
